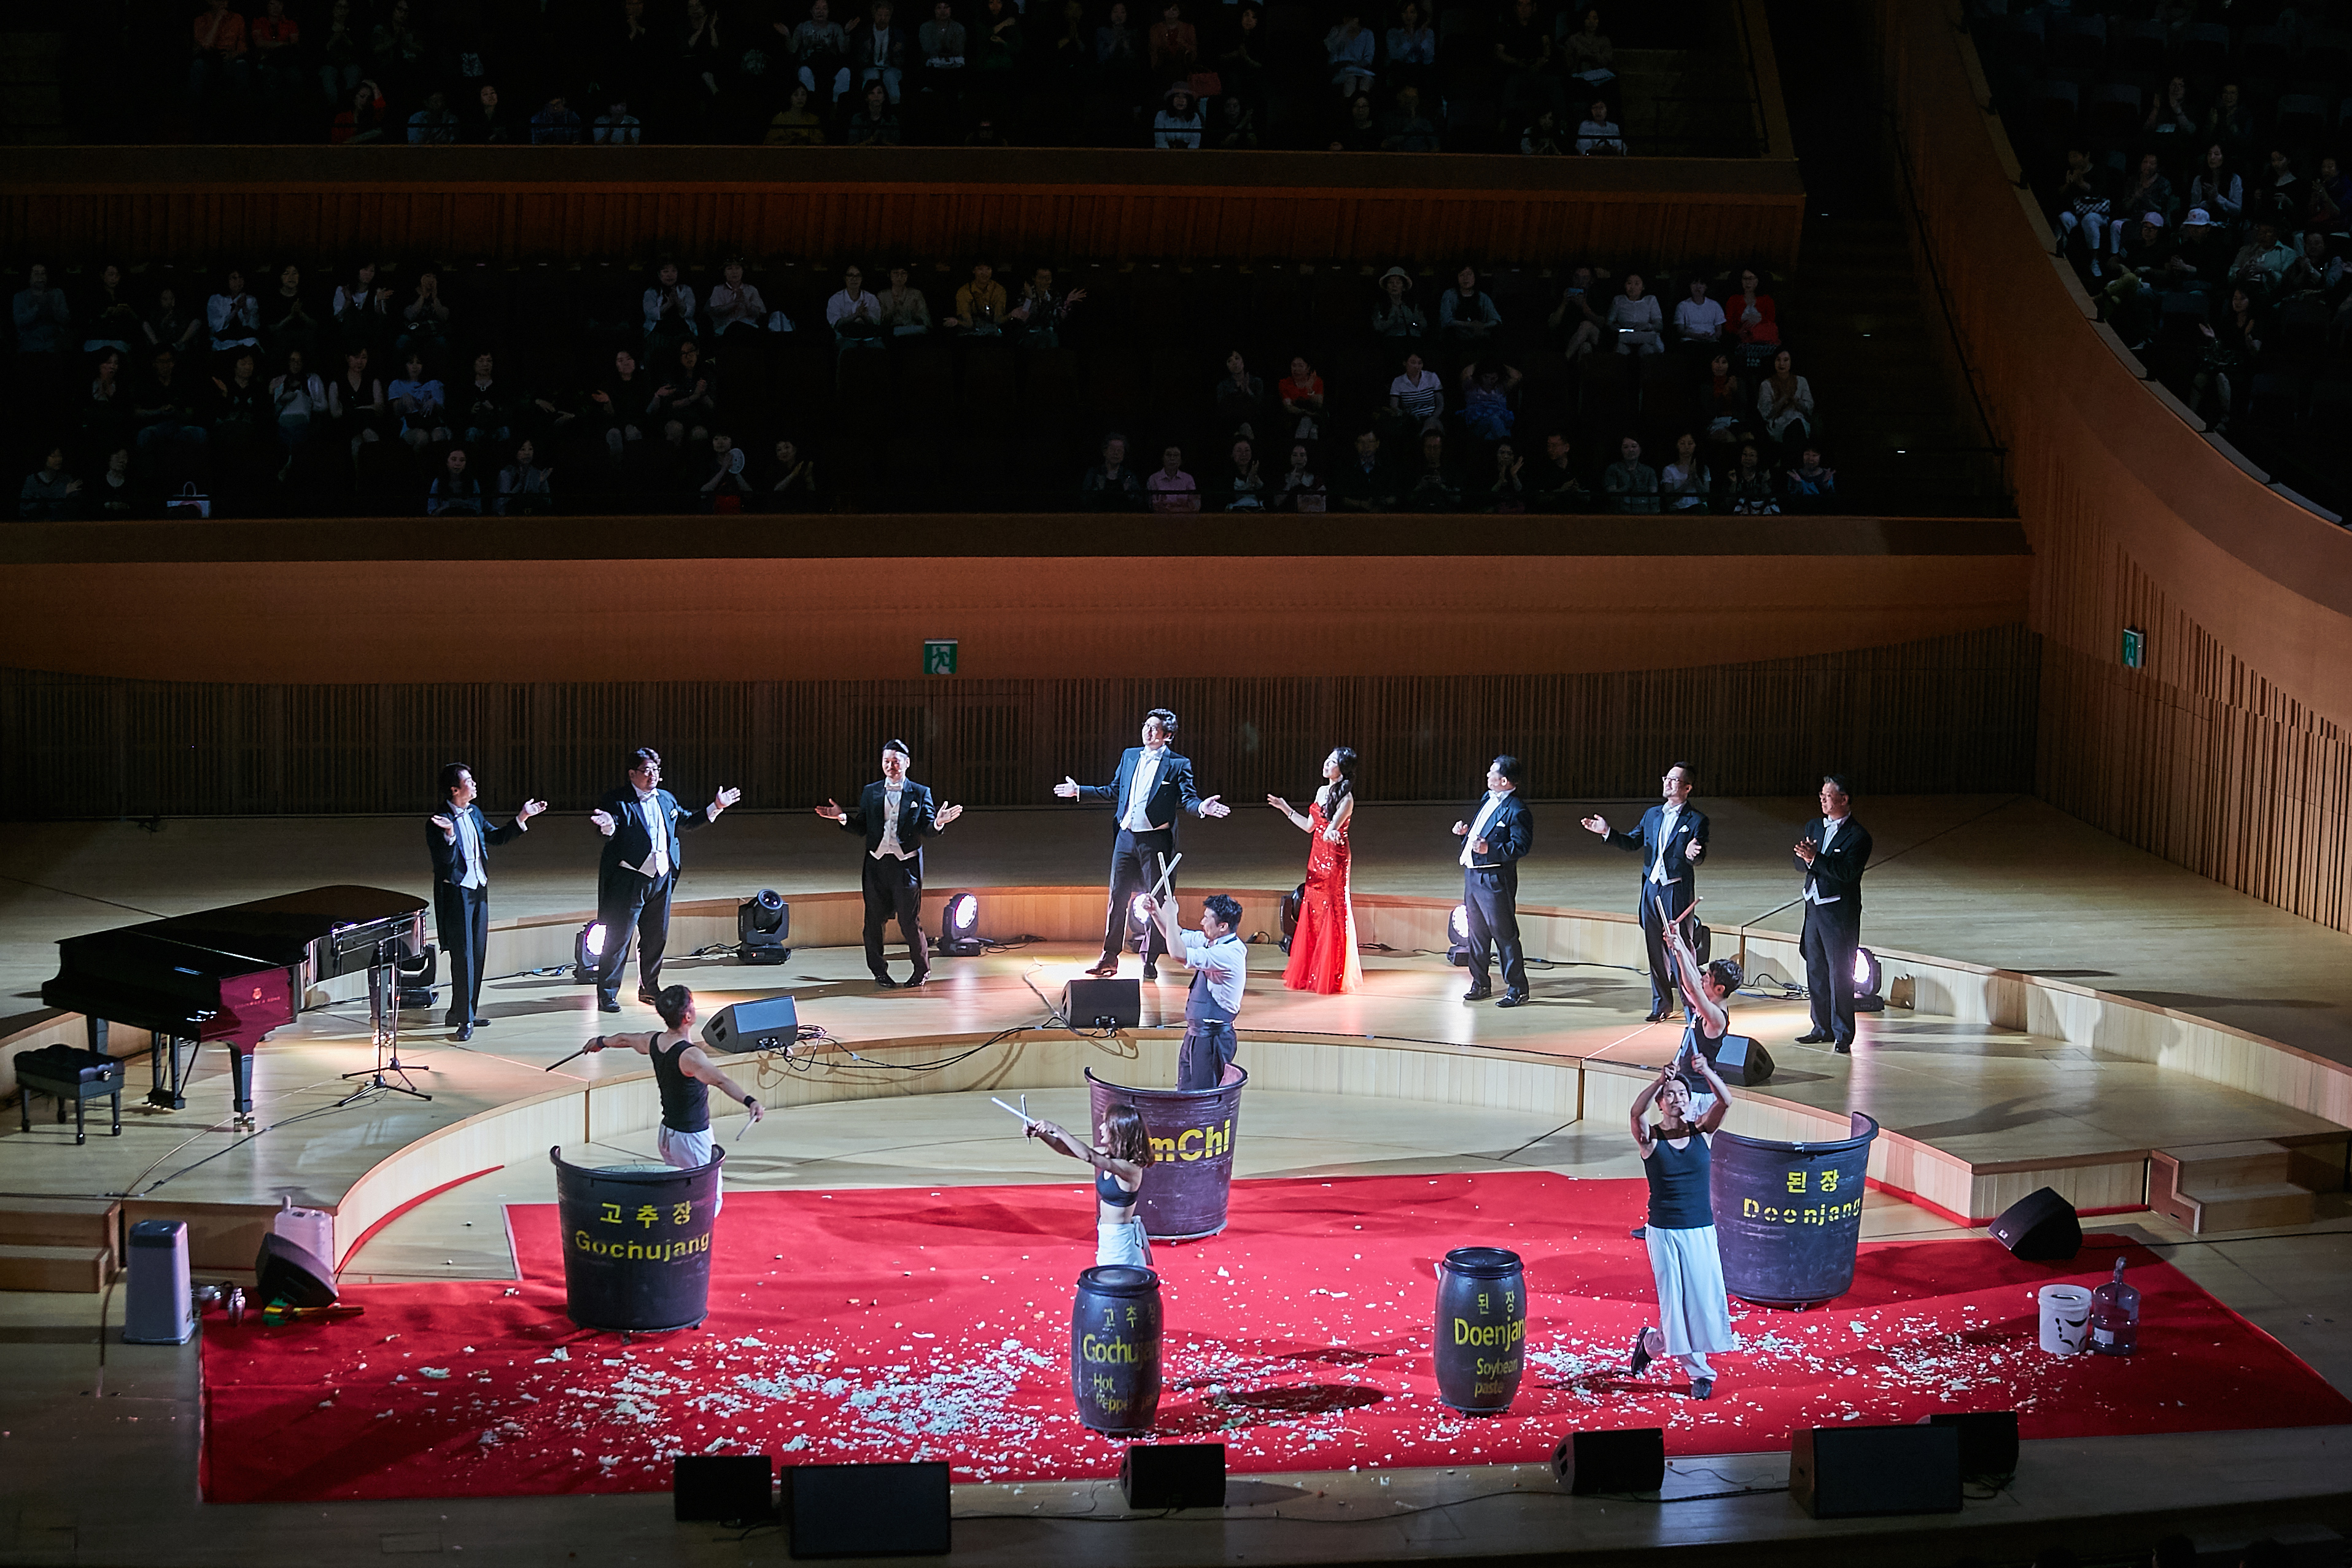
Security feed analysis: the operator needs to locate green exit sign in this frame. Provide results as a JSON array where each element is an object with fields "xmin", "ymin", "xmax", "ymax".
[
  {"xmin": 923, "ymin": 638, "xmax": 958, "ymax": 675},
  {"xmin": 2121, "ymin": 627, "xmax": 2145, "ymax": 669}
]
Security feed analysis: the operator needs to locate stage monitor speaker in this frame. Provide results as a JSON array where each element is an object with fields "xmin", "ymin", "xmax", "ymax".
[
  {"xmin": 1063, "ymin": 977, "xmax": 1142, "ymax": 1029},
  {"xmin": 701, "ymin": 994, "xmax": 799, "ymax": 1054},
  {"xmin": 1989, "ymin": 1186, "xmax": 2082, "ymax": 1261},
  {"xmin": 1790, "ymin": 1424, "xmax": 1962, "ymax": 1518},
  {"xmin": 1549, "ymin": 1427, "xmax": 1666, "ymax": 1494},
  {"xmin": 1924, "ymin": 1411, "xmax": 2020, "ymax": 1480},
  {"xmin": 673, "ymin": 1454, "xmax": 775, "ymax": 1523},
  {"xmin": 785, "ymin": 1461, "xmax": 951, "ymax": 1558},
  {"xmin": 253, "ymin": 1232, "xmax": 338, "ymax": 1309},
  {"xmin": 1710, "ymin": 1034, "xmax": 1774, "ymax": 1086},
  {"xmin": 1120, "ymin": 1443, "xmax": 1225, "ymax": 1508}
]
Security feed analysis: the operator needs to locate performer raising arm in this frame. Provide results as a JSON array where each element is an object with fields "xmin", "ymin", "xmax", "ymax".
[
  {"xmin": 1053, "ymin": 708, "xmax": 1230, "ymax": 982},
  {"xmin": 1267, "ymin": 745, "xmax": 1362, "ymax": 995},
  {"xmin": 585, "ymin": 747, "xmax": 741, "ymax": 1014},
  {"xmin": 584, "ymin": 985, "xmax": 763, "ymax": 1214},
  {"xmin": 1627, "ymin": 1038, "xmax": 1736, "ymax": 1399},
  {"xmin": 1024, "ymin": 1103, "xmax": 1154, "ymax": 1268},
  {"xmin": 814, "ymin": 739, "xmax": 964, "ymax": 989}
]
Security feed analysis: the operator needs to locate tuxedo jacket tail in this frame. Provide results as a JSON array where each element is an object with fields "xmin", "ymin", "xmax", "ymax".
[
  {"xmin": 837, "ymin": 779, "xmax": 938, "ymax": 875},
  {"xmin": 1078, "ymin": 747, "xmax": 1207, "ymax": 835}
]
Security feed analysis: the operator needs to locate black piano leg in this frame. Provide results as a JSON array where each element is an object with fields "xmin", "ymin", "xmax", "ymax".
[
  {"xmin": 147, "ymin": 1033, "xmax": 187, "ymax": 1112},
  {"xmin": 72, "ymin": 1093, "xmax": 85, "ymax": 1146},
  {"xmin": 111, "ymin": 1092, "xmax": 122, "ymax": 1136},
  {"xmin": 230, "ymin": 1050, "xmax": 256, "ymax": 1128},
  {"xmin": 15, "ymin": 1089, "xmax": 25, "ymax": 1135}
]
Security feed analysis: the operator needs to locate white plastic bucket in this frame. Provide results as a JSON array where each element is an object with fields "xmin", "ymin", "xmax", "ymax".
[{"xmin": 2039, "ymin": 1284, "xmax": 2093, "ymax": 1355}]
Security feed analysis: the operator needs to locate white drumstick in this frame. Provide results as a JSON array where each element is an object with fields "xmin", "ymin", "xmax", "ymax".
[
  {"xmin": 990, "ymin": 1096, "xmax": 1033, "ymax": 1124},
  {"xmin": 1149, "ymin": 851, "xmax": 1185, "ymax": 901}
]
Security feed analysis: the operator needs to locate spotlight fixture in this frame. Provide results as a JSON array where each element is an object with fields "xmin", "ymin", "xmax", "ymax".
[
  {"xmin": 939, "ymin": 891, "xmax": 983, "ymax": 957},
  {"xmin": 1852, "ymin": 946, "xmax": 1885, "ymax": 1012},
  {"xmin": 573, "ymin": 922, "xmax": 608, "ymax": 983},
  {"xmin": 1447, "ymin": 903, "xmax": 1473, "ymax": 967},
  {"xmin": 1278, "ymin": 882, "xmax": 1304, "ymax": 956},
  {"xmin": 736, "ymin": 890, "xmax": 791, "ymax": 966},
  {"xmin": 1127, "ymin": 892, "xmax": 1155, "ymax": 952}
]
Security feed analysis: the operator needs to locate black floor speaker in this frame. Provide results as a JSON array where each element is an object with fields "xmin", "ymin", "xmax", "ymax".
[
  {"xmin": 701, "ymin": 993, "xmax": 800, "ymax": 1054},
  {"xmin": 785, "ymin": 1461, "xmax": 952, "ymax": 1557},
  {"xmin": 1550, "ymin": 1427, "xmax": 1666, "ymax": 1494},
  {"xmin": 1988, "ymin": 1186, "xmax": 2082, "ymax": 1261},
  {"xmin": 1063, "ymin": 977, "xmax": 1142, "ymax": 1028},
  {"xmin": 1710, "ymin": 1034, "xmax": 1775, "ymax": 1086},
  {"xmin": 1925, "ymin": 1410, "xmax": 2020, "ymax": 1480},
  {"xmin": 1790, "ymin": 1424, "xmax": 1962, "ymax": 1518},
  {"xmin": 673, "ymin": 1454, "xmax": 774, "ymax": 1523},
  {"xmin": 1121, "ymin": 1443, "xmax": 1226, "ymax": 1508},
  {"xmin": 253, "ymin": 1232, "xmax": 337, "ymax": 1308}
]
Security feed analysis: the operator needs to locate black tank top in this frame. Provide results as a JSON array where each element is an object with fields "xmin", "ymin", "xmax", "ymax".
[
  {"xmin": 1096, "ymin": 1166, "xmax": 1139, "ymax": 1207},
  {"xmin": 1679, "ymin": 1015, "xmax": 1725, "ymax": 1096},
  {"xmin": 1644, "ymin": 1130, "xmax": 1713, "ymax": 1228},
  {"xmin": 650, "ymin": 1034, "xmax": 709, "ymax": 1133}
]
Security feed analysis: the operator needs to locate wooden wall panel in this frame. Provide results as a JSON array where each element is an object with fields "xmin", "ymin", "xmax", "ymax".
[
  {"xmin": 0, "ymin": 147, "xmax": 1806, "ymax": 268},
  {"xmin": 0, "ymin": 624, "xmax": 2038, "ymax": 818},
  {"xmin": 1880, "ymin": 0, "xmax": 2352, "ymax": 934}
]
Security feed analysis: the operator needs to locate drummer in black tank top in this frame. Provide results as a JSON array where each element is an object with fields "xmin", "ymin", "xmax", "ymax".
[{"xmin": 584, "ymin": 985, "xmax": 765, "ymax": 1213}]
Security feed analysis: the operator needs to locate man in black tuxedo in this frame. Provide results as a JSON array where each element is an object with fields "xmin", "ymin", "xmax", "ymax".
[
  {"xmin": 1054, "ymin": 707, "xmax": 1232, "ymax": 980},
  {"xmin": 1581, "ymin": 762, "xmax": 1710, "ymax": 1023},
  {"xmin": 1452, "ymin": 755, "xmax": 1535, "ymax": 1007},
  {"xmin": 587, "ymin": 747, "xmax": 742, "ymax": 1014},
  {"xmin": 427, "ymin": 763, "xmax": 547, "ymax": 1042},
  {"xmin": 814, "ymin": 739, "xmax": 964, "ymax": 988},
  {"xmin": 1793, "ymin": 773, "xmax": 1873, "ymax": 1053}
]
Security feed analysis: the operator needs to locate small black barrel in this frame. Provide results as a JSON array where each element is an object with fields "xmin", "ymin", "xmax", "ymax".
[
  {"xmin": 1071, "ymin": 1265, "xmax": 1162, "ymax": 1434},
  {"xmin": 1434, "ymin": 1246, "xmax": 1527, "ymax": 1415},
  {"xmin": 551, "ymin": 1146, "xmax": 723, "ymax": 1333}
]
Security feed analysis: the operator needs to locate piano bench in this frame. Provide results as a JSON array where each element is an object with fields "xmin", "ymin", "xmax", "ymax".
[{"xmin": 14, "ymin": 1047, "xmax": 128, "ymax": 1146}]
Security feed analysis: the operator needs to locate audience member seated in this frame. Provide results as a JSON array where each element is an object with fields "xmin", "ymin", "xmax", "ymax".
[
  {"xmin": 1155, "ymin": 87, "xmax": 1205, "ymax": 148},
  {"xmin": 947, "ymin": 260, "xmax": 1009, "ymax": 332},
  {"xmin": 1603, "ymin": 435, "xmax": 1658, "ymax": 512},
  {"xmin": 1529, "ymin": 431, "xmax": 1589, "ymax": 511},
  {"xmin": 1381, "ymin": 87, "xmax": 1441, "ymax": 153},
  {"xmin": 1276, "ymin": 441, "xmax": 1324, "ymax": 509},
  {"xmin": 1373, "ymin": 268, "xmax": 1428, "ymax": 338},
  {"xmin": 848, "ymin": 80, "xmax": 903, "ymax": 144},
  {"xmin": 769, "ymin": 438, "xmax": 822, "ymax": 510},
  {"xmin": 709, "ymin": 260, "xmax": 772, "ymax": 340},
  {"xmin": 1277, "ymin": 355, "xmax": 1325, "ymax": 441},
  {"xmin": 1213, "ymin": 351, "xmax": 1269, "ymax": 437},
  {"xmin": 1325, "ymin": 10, "xmax": 1375, "ymax": 96},
  {"xmin": 880, "ymin": 265, "xmax": 936, "ymax": 334},
  {"xmin": 425, "ymin": 446, "xmax": 484, "ymax": 514},
  {"xmin": 1725, "ymin": 440, "xmax": 1777, "ymax": 513},
  {"xmin": 1607, "ymin": 271, "xmax": 1663, "ymax": 354},
  {"xmin": 1458, "ymin": 359, "xmax": 1519, "ymax": 441},
  {"xmin": 1673, "ymin": 276, "xmax": 1726, "ymax": 347},
  {"xmin": 1782, "ymin": 444, "xmax": 1835, "ymax": 513},
  {"xmin": 1522, "ymin": 111, "xmax": 1568, "ymax": 155},
  {"xmin": 1082, "ymin": 433, "xmax": 1144, "ymax": 509},
  {"xmin": 1388, "ymin": 351, "xmax": 1445, "ymax": 435},
  {"xmin": 1576, "ymin": 98, "xmax": 1624, "ymax": 155},
  {"xmin": 1485, "ymin": 441, "xmax": 1525, "ymax": 510},
  {"xmin": 1438, "ymin": 266, "xmax": 1501, "ymax": 342},
  {"xmin": 20, "ymin": 445, "xmax": 82, "ymax": 519},
  {"xmin": 1147, "ymin": 443, "xmax": 1200, "ymax": 511},
  {"xmin": 1548, "ymin": 266, "xmax": 1605, "ymax": 358},
  {"xmin": 1330, "ymin": 429, "xmax": 1397, "ymax": 510},
  {"xmin": 696, "ymin": 432, "xmax": 755, "ymax": 511},
  {"xmin": 1403, "ymin": 430, "xmax": 1461, "ymax": 510},
  {"xmin": 1217, "ymin": 438, "xmax": 1265, "ymax": 509},
  {"xmin": 1756, "ymin": 347, "xmax": 1815, "ymax": 456},
  {"xmin": 387, "ymin": 351, "xmax": 449, "ymax": 451},
  {"xmin": 497, "ymin": 439, "xmax": 555, "ymax": 514}
]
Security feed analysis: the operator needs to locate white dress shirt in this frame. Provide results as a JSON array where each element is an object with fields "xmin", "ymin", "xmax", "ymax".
[
  {"xmin": 1461, "ymin": 790, "xmax": 1508, "ymax": 868},
  {"xmin": 1648, "ymin": 801, "xmax": 1682, "ymax": 885},
  {"xmin": 1176, "ymin": 929, "xmax": 1248, "ymax": 1019},
  {"xmin": 1804, "ymin": 815, "xmax": 1844, "ymax": 903},
  {"xmin": 874, "ymin": 783, "xmax": 914, "ymax": 860},
  {"xmin": 1122, "ymin": 748, "xmax": 1166, "ymax": 832},
  {"xmin": 454, "ymin": 808, "xmax": 486, "ymax": 890},
  {"xmin": 635, "ymin": 790, "xmax": 671, "ymax": 879}
]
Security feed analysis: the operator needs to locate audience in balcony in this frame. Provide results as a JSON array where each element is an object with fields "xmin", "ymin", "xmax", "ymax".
[{"xmin": 1607, "ymin": 271, "xmax": 1663, "ymax": 354}]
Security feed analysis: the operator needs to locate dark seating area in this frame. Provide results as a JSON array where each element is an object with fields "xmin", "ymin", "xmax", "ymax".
[
  {"xmin": 41, "ymin": 0, "xmax": 1763, "ymax": 155},
  {"xmin": 1975, "ymin": 0, "xmax": 2352, "ymax": 521},
  {"xmin": 6, "ymin": 249, "xmax": 1866, "ymax": 519}
]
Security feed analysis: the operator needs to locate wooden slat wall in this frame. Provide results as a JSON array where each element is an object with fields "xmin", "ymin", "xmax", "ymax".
[
  {"xmin": 1881, "ymin": 0, "xmax": 2352, "ymax": 934},
  {"xmin": 1, "ymin": 625, "xmax": 2036, "ymax": 818},
  {"xmin": 0, "ymin": 150, "xmax": 1806, "ymax": 269}
]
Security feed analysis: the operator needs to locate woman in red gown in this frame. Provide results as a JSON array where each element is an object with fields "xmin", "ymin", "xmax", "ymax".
[{"xmin": 1268, "ymin": 747, "xmax": 1362, "ymax": 994}]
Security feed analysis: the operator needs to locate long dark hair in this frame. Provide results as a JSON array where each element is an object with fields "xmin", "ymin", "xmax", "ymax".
[
  {"xmin": 1104, "ymin": 1103, "xmax": 1151, "ymax": 1166},
  {"xmin": 1322, "ymin": 746, "xmax": 1357, "ymax": 819}
]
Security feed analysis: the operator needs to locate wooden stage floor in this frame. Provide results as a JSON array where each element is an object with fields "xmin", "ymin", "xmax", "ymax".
[{"xmin": 4, "ymin": 794, "xmax": 2352, "ymax": 1566}]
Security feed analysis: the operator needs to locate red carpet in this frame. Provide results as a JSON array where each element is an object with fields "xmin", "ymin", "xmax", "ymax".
[{"xmin": 200, "ymin": 1171, "xmax": 2352, "ymax": 1502}]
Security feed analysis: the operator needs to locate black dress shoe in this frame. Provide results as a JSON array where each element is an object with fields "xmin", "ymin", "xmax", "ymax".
[
  {"xmin": 1142, "ymin": 961, "xmax": 1159, "ymax": 981},
  {"xmin": 597, "ymin": 997, "xmax": 623, "ymax": 1014},
  {"xmin": 1795, "ymin": 1031, "xmax": 1833, "ymax": 1045},
  {"xmin": 1628, "ymin": 1224, "xmax": 1647, "ymax": 1240},
  {"xmin": 1085, "ymin": 958, "xmax": 1120, "ymax": 977},
  {"xmin": 454, "ymin": 1023, "xmax": 473, "ymax": 1042},
  {"xmin": 1834, "ymin": 1042, "xmax": 1852, "ymax": 1055},
  {"xmin": 872, "ymin": 974, "xmax": 898, "ymax": 988},
  {"xmin": 472, "ymin": 1015, "xmax": 491, "ymax": 1027},
  {"xmin": 1644, "ymin": 1011, "xmax": 1666, "ymax": 1023},
  {"xmin": 637, "ymin": 990, "xmax": 661, "ymax": 1005},
  {"xmin": 1462, "ymin": 986, "xmax": 1492, "ymax": 1002},
  {"xmin": 904, "ymin": 972, "xmax": 928, "ymax": 988},
  {"xmin": 1628, "ymin": 1329, "xmax": 1653, "ymax": 1378},
  {"xmin": 1496, "ymin": 992, "xmax": 1528, "ymax": 1009}
]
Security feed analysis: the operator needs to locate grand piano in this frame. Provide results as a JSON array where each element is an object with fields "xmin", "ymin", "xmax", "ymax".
[{"xmin": 38, "ymin": 886, "xmax": 427, "ymax": 1122}]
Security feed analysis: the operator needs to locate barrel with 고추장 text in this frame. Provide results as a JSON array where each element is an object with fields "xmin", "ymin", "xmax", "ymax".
[
  {"xmin": 1434, "ymin": 1246, "xmax": 1526, "ymax": 1415},
  {"xmin": 1071, "ymin": 1265, "xmax": 1163, "ymax": 1434},
  {"xmin": 1085, "ymin": 1066, "xmax": 1246, "ymax": 1241},
  {"xmin": 1709, "ymin": 1112, "xmax": 1879, "ymax": 1308},
  {"xmin": 550, "ymin": 1145, "xmax": 723, "ymax": 1333}
]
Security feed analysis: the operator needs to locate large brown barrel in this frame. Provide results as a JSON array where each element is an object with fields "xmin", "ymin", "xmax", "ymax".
[
  {"xmin": 1085, "ymin": 1066, "xmax": 1246, "ymax": 1241},
  {"xmin": 550, "ymin": 1146, "xmax": 723, "ymax": 1333},
  {"xmin": 1434, "ymin": 1246, "xmax": 1526, "ymax": 1415},
  {"xmin": 1071, "ymin": 1265, "xmax": 1162, "ymax": 1434}
]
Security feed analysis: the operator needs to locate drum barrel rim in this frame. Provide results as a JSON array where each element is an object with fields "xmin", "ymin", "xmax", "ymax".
[
  {"xmin": 1439, "ymin": 1245, "xmax": 1526, "ymax": 1278},
  {"xmin": 550, "ymin": 1143, "xmax": 728, "ymax": 1181},
  {"xmin": 1710, "ymin": 1112, "xmax": 1879, "ymax": 1159},
  {"xmin": 1085, "ymin": 1066, "xmax": 1251, "ymax": 1101}
]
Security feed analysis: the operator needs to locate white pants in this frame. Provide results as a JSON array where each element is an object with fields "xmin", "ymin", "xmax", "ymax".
[
  {"xmin": 656, "ymin": 1123, "xmax": 722, "ymax": 1216},
  {"xmin": 1097, "ymin": 1217, "xmax": 1152, "ymax": 1270},
  {"xmin": 1645, "ymin": 1222, "xmax": 1735, "ymax": 1373}
]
